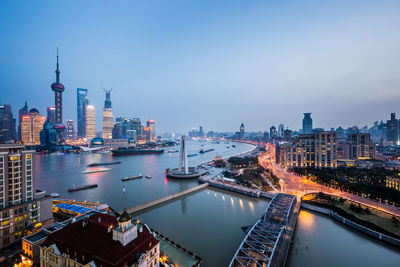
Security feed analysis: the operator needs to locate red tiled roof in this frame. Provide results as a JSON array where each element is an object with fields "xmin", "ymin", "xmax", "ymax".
[{"xmin": 42, "ymin": 213, "xmax": 159, "ymax": 267}]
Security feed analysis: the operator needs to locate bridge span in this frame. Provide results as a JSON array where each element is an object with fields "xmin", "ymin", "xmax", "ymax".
[{"xmin": 229, "ymin": 193, "xmax": 300, "ymax": 267}]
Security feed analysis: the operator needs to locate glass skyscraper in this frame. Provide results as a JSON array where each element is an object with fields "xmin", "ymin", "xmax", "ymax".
[{"xmin": 77, "ymin": 88, "xmax": 88, "ymax": 138}]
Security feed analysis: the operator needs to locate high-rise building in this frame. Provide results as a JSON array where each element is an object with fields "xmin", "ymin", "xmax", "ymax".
[
  {"xmin": 270, "ymin": 126, "xmax": 277, "ymax": 138},
  {"xmin": 85, "ymin": 105, "xmax": 96, "ymax": 141},
  {"xmin": 132, "ymin": 118, "xmax": 142, "ymax": 136},
  {"xmin": 50, "ymin": 50, "xmax": 66, "ymax": 142},
  {"xmin": 77, "ymin": 88, "xmax": 88, "ymax": 138},
  {"xmin": 278, "ymin": 124, "xmax": 284, "ymax": 138},
  {"xmin": 143, "ymin": 127, "xmax": 151, "ymax": 143},
  {"xmin": 146, "ymin": 119, "xmax": 155, "ymax": 141},
  {"xmin": 386, "ymin": 113, "xmax": 399, "ymax": 145},
  {"xmin": 339, "ymin": 133, "xmax": 376, "ymax": 160},
  {"xmin": 46, "ymin": 107, "xmax": 55, "ymax": 123},
  {"xmin": 18, "ymin": 102, "xmax": 28, "ymax": 141},
  {"xmin": 302, "ymin": 113, "xmax": 313, "ymax": 134},
  {"xmin": 66, "ymin": 120, "xmax": 74, "ymax": 140},
  {"xmin": 102, "ymin": 90, "xmax": 114, "ymax": 139},
  {"xmin": 20, "ymin": 108, "xmax": 46, "ymax": 145},
  {"xmin": 112, "ymin": 117, "xmax": 123, "ymax": 139},
  {"xmin": 240, "ymin": 123, "xmax": 245, "ymax": 139},
  {"xmin": 199, "ymin": 126, "xmax": 204, "ymax": 138},
  {"xmin": 0, "ymin": 104, "xmax": 16, "ymax": 143},
  {"xmin": 0, "ymin": 144, "xmax": 52, "ymax": 249}
]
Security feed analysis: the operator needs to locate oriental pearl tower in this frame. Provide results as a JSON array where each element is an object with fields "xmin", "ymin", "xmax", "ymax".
[{"xmin": 51, "ymin": 48, "xmax": 66, "ymax": 143}]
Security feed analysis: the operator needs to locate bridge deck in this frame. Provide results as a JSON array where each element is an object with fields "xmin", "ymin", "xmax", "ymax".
[{"xmin": 230, "ymin": 193, "xmax": 297, "ymax": 267}]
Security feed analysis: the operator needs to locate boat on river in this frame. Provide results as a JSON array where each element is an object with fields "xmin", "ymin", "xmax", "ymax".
[
  {"xmin": 81, "ymin": 167, "xmax": 110, "ymax": 174},
  {"xmin": 68, "ymin": 184, "xmax": 98, "ymax": 192},
  {"xmin": 87, "ymin": 161, "xmax": 121, "ymax": 167},
  {"xmin": 145, "ymin": 175, "xmax": 152, "ymax": 178},
  {"xmin": 122, "ymin": 174, "xmax": 143, "ymax": 181},
  {"xmin": 111, "ymin": 147, "xmax": 164, "ymax": 156},
  {"xmin": 187, "ymin": 153, "xmax": 198, "ymax": 157},
  {"xmin": 199, "ymin": 148, "xmax": 215, "ymax": 153}
]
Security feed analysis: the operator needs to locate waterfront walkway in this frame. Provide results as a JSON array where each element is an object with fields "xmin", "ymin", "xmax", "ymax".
[
  {"xmin": 229, "ymin": 193, "xmax": 298, "ymax": 267},
  {"xmin": 125, "ymin": 183, "xmax": 209, "ymax": 214}
]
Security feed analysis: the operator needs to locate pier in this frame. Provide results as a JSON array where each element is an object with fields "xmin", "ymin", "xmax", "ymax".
[
  {"xmin": 126, "ymin": 183, "xmax": 209, "ymax": 214},
  {"xmin": 229, "ymin": 193, "xmax": 299, "ymax": 267}
]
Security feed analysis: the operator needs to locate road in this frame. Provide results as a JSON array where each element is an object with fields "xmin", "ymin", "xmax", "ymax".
[{"xmin": 259, "ymin": 145, "xmax": 400, "ymax": 217}]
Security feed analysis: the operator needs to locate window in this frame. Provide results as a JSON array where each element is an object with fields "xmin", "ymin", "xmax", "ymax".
[{"xmin": 26, "ymin": 155, "xmax": 31, "ymax": 159}]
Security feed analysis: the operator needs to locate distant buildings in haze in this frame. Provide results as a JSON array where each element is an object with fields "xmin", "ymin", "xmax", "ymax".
[{"xmin": 0, "ymin": 104, "xmax": 16, "ymax": 143}]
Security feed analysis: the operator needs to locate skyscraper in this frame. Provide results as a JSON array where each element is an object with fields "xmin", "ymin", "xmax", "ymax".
[
  {"xmin": 50, "ymin": 49, "xmax": 66, "ymax": 142},
  {"xmin": 132, "ymin": 118, "xmax": 142, "ymax": 136},
  {"xmin": 386, "ymin": 113, "xmax": 399, "ymax": 145},
  {"xmin": 66, "ymin": 120, "xmax": 74, "ymax": 140},
  {"xmin": 302, "ymin": 113, "xmax": 313, "ymax": 134},
  {"xmin": 146, "ymin": 119, "xmax": 155, "ymax": 141},
  {"xmin": 270, "ymin": 126, "xmax": 277, "ymax": 138},
  {"xmin": 21, "ymin": 108, "xmax": 46, "ymax": 145},
  {"xmin": 278, "ymin": 124, "xmax": 284, "ymax": 138},
  {"xmin": 0, "ymin": 104, "xmax": 16, "ymax": 143},
  {"xmin": 143, "ymin": 127, "xmax": 151, "ymax": 143},
  {"xmin": 77, "ymin": 88, "xmax": 88, "ymax": 138},
  {"xmin": 102, "ymin": 89, "xmax": 114, "ymax": 139},
  {"xmin": 85, "ymin": 105, "xmax": 96, "ymax": 141},
  {"xmin": 18, "ymin": 102, "xmax": 28, "ymax": 141}
]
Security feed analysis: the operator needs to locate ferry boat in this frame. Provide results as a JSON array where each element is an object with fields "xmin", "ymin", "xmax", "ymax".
[
  {"xmin": 199, "ymin": 148, "xmax": 215, "ymax": 153},
  {"xmin": 81, "ymin": 167, "xmax": 110, "ymax": 174},
  {"xmin": 111, "ymin": 147, "xmax": 164, "ymax": 156},
  {"xmin": 87, "ymin": 161, "xmax": 121, "ymax": 167}
]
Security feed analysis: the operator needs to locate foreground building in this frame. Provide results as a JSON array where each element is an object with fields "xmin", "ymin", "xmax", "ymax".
[
  {"xmin": 0, "ymin": 144, "xmax": 52, "ymax": 249},
  {"xmin": 39, "ymin": 211, "xmax": 160, "ymax": 267}
]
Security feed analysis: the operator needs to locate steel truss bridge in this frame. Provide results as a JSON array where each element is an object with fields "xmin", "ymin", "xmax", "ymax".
[{"xmin": 229, "ymin": 193, "xmax": 297, "ymax": 267}]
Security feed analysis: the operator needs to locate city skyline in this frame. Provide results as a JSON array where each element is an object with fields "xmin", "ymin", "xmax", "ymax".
[{"xmin": 1, "ymin": 1, "xmax": 400, "ymax": 133}]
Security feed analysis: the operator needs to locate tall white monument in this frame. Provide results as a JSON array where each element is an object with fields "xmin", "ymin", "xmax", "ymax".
[{"xmin": 179, "ymin": 135, "xmax": 189, "ymax": 174}]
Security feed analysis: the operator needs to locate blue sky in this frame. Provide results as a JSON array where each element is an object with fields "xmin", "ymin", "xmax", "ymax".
[{"xmin": 1, "ymin": 0, "xmax": 400, "ymax": 134}]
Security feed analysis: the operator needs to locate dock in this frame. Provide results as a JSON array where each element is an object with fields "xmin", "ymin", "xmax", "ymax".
[{"xmin": 126, "ymin": 183, "xmax": 209, "ymax": 214}]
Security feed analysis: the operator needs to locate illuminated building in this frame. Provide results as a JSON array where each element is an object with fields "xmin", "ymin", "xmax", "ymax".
[
  {"xmin": 102, "ymin": 89, "xmax": 114, "ymax": 139},
  {"xmin": 85, "ymin": 105, "xmax": 96, "ymax": 141},
  {"xmin": 338, "ymin": 133, "xmax": 375, "ymax": 160},
  {"xmin": 39, "ymin": 212, "xmax": 160, "ymax": 267},
  {"xmin": 77, "ymin": 88, "xmax": 88, "ymax": 138},
  {"xmin": 20, "ymin": 109, "xmax": 46, "ymax": 145},
  {"xmin": 143, "ymin": 127, "xmax": 151, "ymax": 143},
  {"xmin": 278, "ymin": 131, "xmax": 338, "ymax": 168},
  {"xmin": 18, "ymin": 102, "xmax": 28, "ymax": 141},
  {"xmin": 0, "ymin": 104, "xmax": 16, "ymax": 143},
  {"xmin": 66, "ymin": 120, "xmax": 74, "ymax": 140},
  {"xmin": 386, "ymin": 175, "xmax": 400, "ymax": 191},
  {"xmin": 146, "ymin": 119, "xmax": 155, "ymax": 141},
  {"xmin": 133, "ymin": 118, "xmax": 142, "ymax": 135},
  {"xmin": 302, "ymin": 113, "xmax": 313, "ymax": 134},
  {"xmin": 46, "ymin": 107, "xmax": 55, "ymax": 124},
  {"xmin": 0, "ymin": 144, "xmax": 52, "ymax": 249}
]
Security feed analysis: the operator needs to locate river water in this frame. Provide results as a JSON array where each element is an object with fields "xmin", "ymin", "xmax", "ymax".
[{"xmin": 34, "ymin": 140, "xmax": 400, "ymax": 266}]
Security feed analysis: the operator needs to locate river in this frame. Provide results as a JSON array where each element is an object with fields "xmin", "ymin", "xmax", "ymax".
[{"xmin": 34, "ymin": 140, "xmax": 400, "ymax": 266}]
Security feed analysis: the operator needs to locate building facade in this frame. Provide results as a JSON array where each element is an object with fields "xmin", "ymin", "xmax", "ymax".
[
  {"xmin": 20, "ymin": 109, "xmax": 46, "ymax": 146},
  {"xmin": 76, "ymin": 88, "xmax": 88, "ymax": 139},
  {"xmin": 85, "ymin": 105, "xmax": 96, "ymax": 142},
  {"xmin": 278, "ymin": 131, "xmax": 338, "ymax": 168},
  {"xmin": 386, "ymin": 113, "xmax": 399, "ymax": 145},
  {"xmin": 0, "ymin": 145, "xmax": 52, "ymax": 249},
  {"xmin": 18, "ymin": 102, "xmax": 28, "ymax": 141},
  {"xmin": 0, "ymin": 104, "xmax": 16, "ymax": 143},
  {"xmin": 339, "ymin": 133, "xmax": 375, "ymax": 160}
]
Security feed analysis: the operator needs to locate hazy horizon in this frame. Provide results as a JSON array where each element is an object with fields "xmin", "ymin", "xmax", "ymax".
[{"xmin": 1, "ymin": 0, "xmax": 400, "ymax": 133}]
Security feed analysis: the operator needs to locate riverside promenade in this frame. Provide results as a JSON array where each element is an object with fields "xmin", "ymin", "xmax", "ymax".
[{"xmin": 125, "ymin": 183, "xmax": 209, "ymax": 214}]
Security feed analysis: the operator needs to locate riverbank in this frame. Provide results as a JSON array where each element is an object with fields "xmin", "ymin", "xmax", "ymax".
[{"xmin": 301, "ymin": 194, "xmax": 400, "ymax": 247}]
